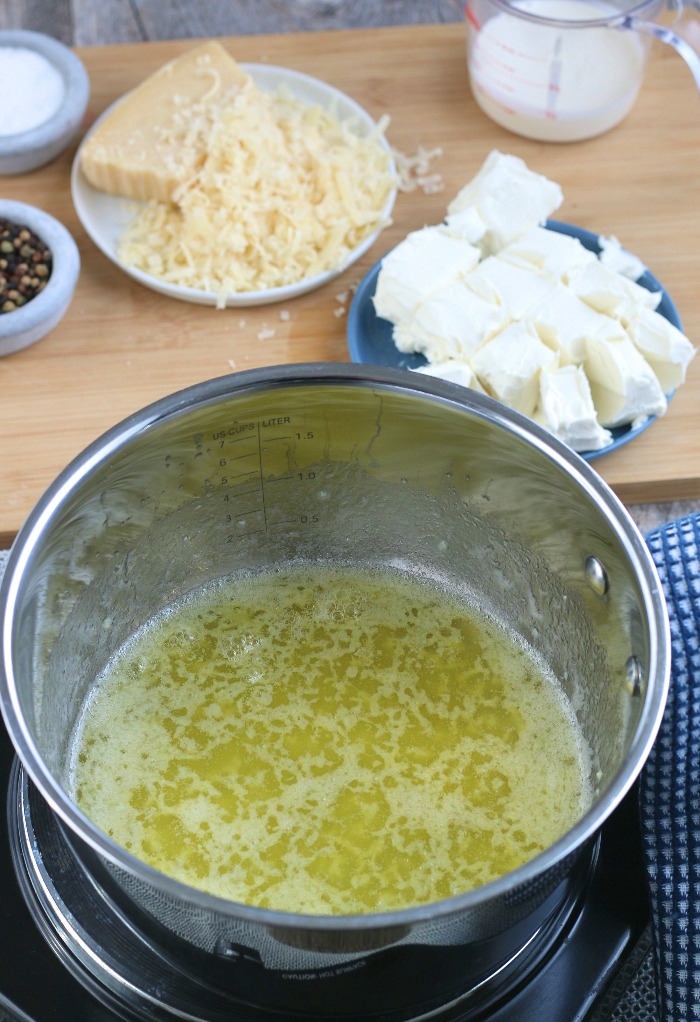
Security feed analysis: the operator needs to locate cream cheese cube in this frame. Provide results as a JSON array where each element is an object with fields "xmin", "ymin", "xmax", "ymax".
[
  {"xmin": 535, "ymin": 366, "xmax": 613, "ymax": 452},
  {"xmin": 584, "ymin": 334, "xmax": 668, "ymax": 428},
  {"xmin": 393, "ymin": 279, "xmax": 507, "ymax": 361},
  {"xmin": 442, "ymin": 206, "xmax": 488, "ymax": 246},
  {"xmin": 626, "ymin": 306, "xmax": 696, "ymax": 392},
  {"xmin": 446, "ymin": 150, "xmax": 563, "ymax": 254},
  {"xmin": 470, "ymin": 321, "xmax": 559, "ymax": 417},
  {"xmin": 567, "ymin": 260, "xmax": 661, "ymax": 325},
  {"xmin": 412, "ymin": 359, "xmax": 486, "ymax": 393},
  {"xmin": 500, "ymin": 226, "xmax": 597, "ymax": 280},
  {"xmin": 466, "ymin": 256, "xmax": 559, "ymax": 321},
  {"xmin": 373, "ymin": 226, "xmax": 481, "ymax": 325},
  {"xmin": 529, "ymin": 285, "xmax": 628, "ymax": 366},
  {"xmin": 597, "ymin": 235, "xmax": 647, "ymax": 280}
]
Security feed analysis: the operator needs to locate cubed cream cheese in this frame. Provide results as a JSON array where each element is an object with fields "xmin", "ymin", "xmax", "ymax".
[
  {"xmin": 393, "ymin": 279, "xmax": 507, "ymax": 361},
  {"xmin": 446, "ymin": 150, "xmax": 563, "ymax": 254},
  {"xmin": 376, "ymin": 152, "xmax": 690, "ymax": 452},
  {"xmin": 373, "ymin": 226, "xmax": 481, "ymax": 324},
  {"xmin": 567, "ymin": 260, "xmax": 661, "ymax": 325},
  {"xmin": 625, "ymin": 306, "xmax": 696, "ymax": 392},
  {"xmin": 412, "ymin": 359, "xmax": 486, "ymax": 393},
  {"xmin": 535, "ymin": 366, "xmax": 613, "ymax": 452},
  {"xmin": 442, "ymin": 206, "xmax": 488, "ymax": 245},
  {"xmin": 585, "ymin": 334, "xmax": 668, "ymax": 428},
  {"xmin": 470, "ymin": 321, "xmax": 559, "ymax": 416},
  {"xmin": 466, "ymin": 256, "xmax": 559, "ymax": 321},
  {"xmin": 597, "ymin": 234, "xmax": 647, "ymax": 280},
  {"xmin": 529, "ymin": 284, "xmax": 628, "ymax": 366},
  {"xmin": 500, "ymin": 226, "xmax": 597, "ymax": 279}
]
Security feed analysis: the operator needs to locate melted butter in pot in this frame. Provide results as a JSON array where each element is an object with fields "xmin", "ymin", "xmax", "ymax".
[{"xmin": 70, "ymin": 564, "xmax": 592, "ymax": 915}]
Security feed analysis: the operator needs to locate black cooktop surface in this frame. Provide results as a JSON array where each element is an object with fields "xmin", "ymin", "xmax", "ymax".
[{"xmin": 0, "ymin": 719, "xmax": 658, "ymax": 1022}]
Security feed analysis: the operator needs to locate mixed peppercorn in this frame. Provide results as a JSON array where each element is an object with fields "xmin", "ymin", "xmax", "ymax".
[{"xmin": 0, "ymin": 217, "xmax": 52, "ymax": 313}]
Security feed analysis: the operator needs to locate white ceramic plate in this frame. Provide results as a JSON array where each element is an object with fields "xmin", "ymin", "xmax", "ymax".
[{"xmin": 71, "ymin": 64, "xmax": 397, "ymax": 307}]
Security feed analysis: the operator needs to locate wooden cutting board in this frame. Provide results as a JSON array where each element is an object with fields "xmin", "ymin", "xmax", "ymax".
[{"xmin": 0, "ymin": 24, "xmax": 698, "ymax": 547}]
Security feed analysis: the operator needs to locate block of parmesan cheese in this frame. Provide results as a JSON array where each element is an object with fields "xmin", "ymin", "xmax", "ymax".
[{"xmin": 79, "ymin": 41, "xmax": 251, "ymax": 203}]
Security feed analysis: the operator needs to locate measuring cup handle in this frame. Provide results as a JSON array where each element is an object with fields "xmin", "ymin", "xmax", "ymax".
[{"xmin": 623, "ymin": 15, "xmax": 700, "ymax": 94}]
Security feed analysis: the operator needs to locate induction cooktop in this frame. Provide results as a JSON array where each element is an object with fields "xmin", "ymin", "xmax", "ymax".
[{"xmin": 0, "ymin": 711, "xmax": 659, "ymax": 1022}]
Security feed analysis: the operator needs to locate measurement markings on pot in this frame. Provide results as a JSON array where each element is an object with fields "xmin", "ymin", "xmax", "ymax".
[
  {"xmin": 212, "ymin": 425, "xmax": 266, "ymax": 537},
  {"xmin": 212, "ymin": 416, "xmax": 318, "ymax": 535}
]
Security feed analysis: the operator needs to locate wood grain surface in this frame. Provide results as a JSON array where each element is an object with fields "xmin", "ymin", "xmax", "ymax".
[
  {"xmin": 0, "ymin": 24, "xmax": 699, "ymax": 546},
  {"xmin": 0, "ymin": 0, "xmax": 466, "ymax": 46}
]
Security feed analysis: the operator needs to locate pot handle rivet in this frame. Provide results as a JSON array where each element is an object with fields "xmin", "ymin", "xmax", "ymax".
[
  {"xmin": 585, "ymin": 555, "xmax": 609, "ymax": 596},
  {"xmin": 625, "ymin": 655, "xmax": 644, "ymax": 697}
]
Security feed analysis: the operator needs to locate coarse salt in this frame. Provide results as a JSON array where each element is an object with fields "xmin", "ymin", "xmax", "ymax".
[{"xmin": 0, "ymin": 47, "xmax": 65, "ymax": 136}]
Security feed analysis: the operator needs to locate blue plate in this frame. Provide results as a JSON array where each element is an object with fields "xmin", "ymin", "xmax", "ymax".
[{"xmin": 347, "ymin": 220, "xmax": 682, "ymax": 462}]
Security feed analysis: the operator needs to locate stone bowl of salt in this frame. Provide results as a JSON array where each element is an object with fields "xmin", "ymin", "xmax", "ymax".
[{"xmin": 0, "ymin": 30, "xmax": 89, "ymax": 175}]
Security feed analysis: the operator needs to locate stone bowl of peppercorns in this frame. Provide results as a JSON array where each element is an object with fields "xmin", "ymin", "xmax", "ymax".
[{"xmin": 0, "ymin": 200, "xmax": 80, "ymax": 355}]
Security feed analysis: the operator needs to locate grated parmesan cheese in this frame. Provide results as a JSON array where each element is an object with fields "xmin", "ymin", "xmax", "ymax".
[
  {"xmin": 117, "ymin": 79, "xmax": 396, "ymax": 305},
  {"xmin": 392, "ymin": 143, "xmax": 444, "ymax": 195}
]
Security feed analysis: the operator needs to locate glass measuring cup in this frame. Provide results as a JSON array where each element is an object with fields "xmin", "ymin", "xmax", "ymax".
[{"xmin": 466, "ymin": 0, "xmax": 700, "ymax": 142}]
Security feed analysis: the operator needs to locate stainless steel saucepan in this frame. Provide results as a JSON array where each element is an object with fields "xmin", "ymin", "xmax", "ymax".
[{"xmin": 0, "ymin": 364, "xmax": 669, "ymax": 1020}]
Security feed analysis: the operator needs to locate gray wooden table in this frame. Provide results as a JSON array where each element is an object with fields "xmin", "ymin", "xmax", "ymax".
[
  {"xmin": 0, "ymin": 0, "xmax": 465, "ymax": 46},
  {"xmin": 0, "ymin": 0, "xmax": 695, "ymax": 535}
]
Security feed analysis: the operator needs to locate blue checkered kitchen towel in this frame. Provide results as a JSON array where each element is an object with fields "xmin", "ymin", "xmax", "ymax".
[{"xmin": 642, "ymin": 512, "xmax": 700, "ymax": 1021}]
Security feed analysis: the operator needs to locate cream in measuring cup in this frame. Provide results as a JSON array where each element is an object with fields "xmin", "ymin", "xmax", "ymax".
[{"xmin": 466, "ymin": 0, "xmax": 655, "ymax": 142}]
